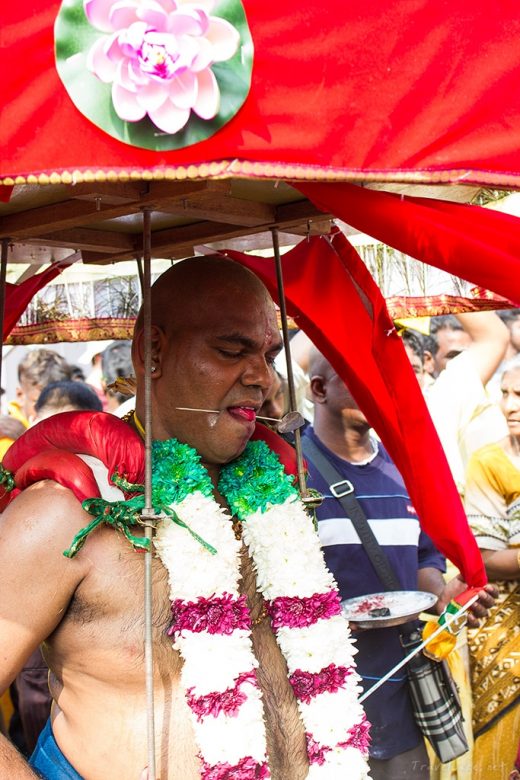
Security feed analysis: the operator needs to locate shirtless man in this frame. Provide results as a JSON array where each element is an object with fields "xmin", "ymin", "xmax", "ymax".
[{"xmin": 0, "ymin": 258, "xmax": 311, "ymax": 779}]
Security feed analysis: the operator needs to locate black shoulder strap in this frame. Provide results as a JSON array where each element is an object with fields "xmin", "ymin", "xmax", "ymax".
[{"xmin": 301, "ymin": 435, "xmax": 401, "ymax": 592}]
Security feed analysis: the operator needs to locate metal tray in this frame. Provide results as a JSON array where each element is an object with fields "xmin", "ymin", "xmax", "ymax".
[{"xmin": 341, "ymin": 590, "xmax": 438, "ymax": 629}]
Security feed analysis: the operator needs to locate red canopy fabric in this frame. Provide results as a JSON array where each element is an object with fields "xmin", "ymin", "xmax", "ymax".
[
  {"xmin": 226, "ymin": 231, "xmax": 486, "ymax": 588},
  {"xmin": 3, "ymin": 1, "xmax": 520, "ymax": 186},
  {"xmin": 1, "ymin": 264, "xmax": 66, "ymax": 340},
  {"xmin": 297, "ymin": 183, "xmax": 520, "ymax": 306}
]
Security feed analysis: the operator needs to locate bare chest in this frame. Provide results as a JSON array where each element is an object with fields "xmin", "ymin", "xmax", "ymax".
[{"xmin": 48, "ymin": 526, "xmax": 308, "ymax": 778}]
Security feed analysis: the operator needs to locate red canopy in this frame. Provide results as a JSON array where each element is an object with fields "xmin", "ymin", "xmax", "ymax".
[{"xmin": 3, "ymin": 0, "xmax": 520, "ymax": 185}]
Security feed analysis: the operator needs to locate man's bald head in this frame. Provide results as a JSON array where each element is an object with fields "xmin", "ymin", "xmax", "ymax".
[
  {"xmin": 308, "ymin": 346, "xmax": 370, "ymax": 435},
  {"xmin": 308, "ymin": 347, "xmax": 336, "ymax": 382},
  {"xmin": 134, "ymin": 256, "xmax": 272, "ymax": 337}
]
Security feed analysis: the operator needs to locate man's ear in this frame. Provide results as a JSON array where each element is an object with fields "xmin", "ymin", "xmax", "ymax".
[
  {"xmin": 310, "ymin": 375, "xmax": 327, "ymax": 404},
  {"xmin": 133, "ymin": 325, "xmax": 165, "ymax": 378}
]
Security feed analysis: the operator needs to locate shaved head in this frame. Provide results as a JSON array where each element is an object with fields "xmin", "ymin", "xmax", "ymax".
[
  {"xmin": 134, "ymin": 255, "xmax": 272, "ymax": 338},
  {"xmin": 308, "ymin": 347, "xmax": 335, "ymax": 380}
]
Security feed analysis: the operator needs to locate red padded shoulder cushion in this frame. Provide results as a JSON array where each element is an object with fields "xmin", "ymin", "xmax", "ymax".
[
  {"xmin": 14, "ymin": 450, "xmax": 102, "ymax": 504},
  {"xmin": 0, "ymin": 414, "xmax": 299, "ymax": 510},
  {"xmin": 4, "ymin": 411, "xmax": 145, "ymax": 488}
]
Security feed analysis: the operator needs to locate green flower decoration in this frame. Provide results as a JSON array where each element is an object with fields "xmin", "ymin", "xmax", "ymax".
[
  {"xmin": 152, "ymin": 438, "xmax": 213, "ymax": 505},
  {"xmin": 219, "ymin": 440, "xmax": 298, "ymax": 519}
]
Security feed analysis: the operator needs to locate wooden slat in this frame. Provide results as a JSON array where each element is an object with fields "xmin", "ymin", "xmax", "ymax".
[
  {"xmin": 158, "ymin": 193, "xmax": 276, "ymax": 227},
  {"xmin": 0, "ymin": 181, "xmax": 219, "ymax": 239},
  {"xmin": 23, "ymin": 228, "xmax": 135, "ymax": 253},
  {"xmin": 81, "ymin": 198, "xmax": 329, "ymax": 263}
]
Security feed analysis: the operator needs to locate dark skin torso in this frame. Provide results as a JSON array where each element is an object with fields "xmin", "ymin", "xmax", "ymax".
[{"xmin": 18, "ymin": 484, "xmax": 308, "ymax": 780}]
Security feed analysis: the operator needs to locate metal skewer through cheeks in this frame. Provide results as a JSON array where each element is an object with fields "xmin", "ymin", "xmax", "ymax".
[{"xmin": 175, "ymin": 407, "xmax": 305, "ymax": 434}]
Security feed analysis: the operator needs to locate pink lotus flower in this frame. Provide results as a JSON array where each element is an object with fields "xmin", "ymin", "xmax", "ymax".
[{"xmin": 84, "ymin": 0, "xmax": 240, "ymax": 133}]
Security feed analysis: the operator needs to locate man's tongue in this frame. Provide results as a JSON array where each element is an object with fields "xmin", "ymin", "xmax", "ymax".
[{"xmin": 228, "ymin": 406, "xmax": 256, "ymax": 422}]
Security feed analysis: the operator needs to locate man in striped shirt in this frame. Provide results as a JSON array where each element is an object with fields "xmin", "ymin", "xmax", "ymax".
[{"xmin": 302, "ymin": 349, "xmax": 446, "ymax": 780}]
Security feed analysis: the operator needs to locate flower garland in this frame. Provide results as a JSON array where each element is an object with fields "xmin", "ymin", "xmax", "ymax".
[{"xmin": 152, "ymin": 437, "xmax": 370, "ymax": 779}]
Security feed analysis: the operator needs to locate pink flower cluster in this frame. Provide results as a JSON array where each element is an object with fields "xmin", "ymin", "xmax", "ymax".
[
  {"xmin": 306, "ymin": 719, "xmax": 371, "ymax": 766},
  {"xmin": 305, "ymin": 733, "xmax": 331, "ymax": 766},
  {"xmin": 338, "ymin": 716, "xmax": 371, "ymax": 756},
  {"xmin": 169, "ymin": 593, "xmax": 250, "ymax": 636},
  {"xmin": 267, "ymin": 590, "xmax": 341, "ymax": 630},
  {"xmin": 186, "ymin": 671, "xmax": 258, "ymax": 721},
  {"xmin": 84, "ymin": 0, "xmax": 240, "ymax": 133},
  {"xmin": 202, "ymin": 756, "xmax": 270, "ymax": 780},
  {"xmin": 289, "ymin": 663, "xmax": 352, "ymax": 704}
]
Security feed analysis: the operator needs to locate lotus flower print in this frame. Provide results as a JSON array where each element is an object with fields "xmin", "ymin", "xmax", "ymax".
[{"xmin": 84, "ymin": 0, "xmax": 241, "ymax": 134}]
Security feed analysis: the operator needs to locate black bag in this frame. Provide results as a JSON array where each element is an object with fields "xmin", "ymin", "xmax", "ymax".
[
  {"xmin": 400, "ymin": 626, "xmax": 469, "ymax": 762},
  {"xmin": 301, "ymin": 436, "xmax": 469, "ymax": 764}
]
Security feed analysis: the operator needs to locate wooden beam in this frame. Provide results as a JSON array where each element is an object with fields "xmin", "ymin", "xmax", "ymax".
[
  {"xmin": 0, "ymin": 181, "xmax": 221, "ymax": 239},
  {"xmin": 158, "ymin": 193, "xmax": 275, "ymax": 227},
  {"xmin": 24, "ymin": 228, "xmax": 135, "ymax": 254},
  {"xmin": 140, "ymin": 180, "xmax": 229, "ymax": 210},
  {"xmin": 274, "ymin": 199, "xmax": 330, "ymax": 226},
  {"xmin": 70, "ymin": 181, "xmax": 147, "ymax": 205},
  {"xmin": 82, "ymin": 197, "xmax": 330, "ymax": 263},
  {"xmin": 283, "ymin": 218, "xmax": 333, "ymax": 237}
]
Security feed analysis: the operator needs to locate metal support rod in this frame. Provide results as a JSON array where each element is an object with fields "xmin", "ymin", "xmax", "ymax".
[
  {"xmin": 135, "ymin": 255, "xmax": 145, "ymax": 296},
  {"xmin": 270, "ymin": 228, "xmax": 308, "ymax": 497},
  {"xmin": 141, "ymin": 209, "xmax": 157, "ymax": 780},
  {"xmin": 0, "ymin": 240, "xmax": 9, "ymax": 395}
]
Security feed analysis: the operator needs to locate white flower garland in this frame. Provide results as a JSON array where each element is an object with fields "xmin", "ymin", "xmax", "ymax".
[{"xmin": 152, "ymin": 439, "xmax": 371, "ymax": 779}]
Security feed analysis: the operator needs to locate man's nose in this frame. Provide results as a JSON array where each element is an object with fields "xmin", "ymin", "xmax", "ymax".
[{"xmin": 242, "ymin": 356, "xmax": 273, "ymax": 389}]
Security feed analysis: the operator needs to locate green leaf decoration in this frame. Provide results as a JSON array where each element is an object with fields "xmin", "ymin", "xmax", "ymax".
[{"xmin": 54, "ymin": 0, "xmax": 253, "ymax": 151}]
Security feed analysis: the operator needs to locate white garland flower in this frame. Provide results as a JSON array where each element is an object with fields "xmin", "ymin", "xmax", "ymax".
[
  {"xmin": 276, "ymin": 618, "xmax": 359, "ymax": 674},
  {"xmin": 308, "ymin": 747, "xmax": 372, "ymax": 779},
  {"xmin": 154, "ymin": 492, "xmax": 241, "ymax": 599},
  {"xmin": 297, "ymin": 690, "xmax": 367, "ymax": 745},
  {"xmin": 176, "ymin": 632, "xmax": 259, "ymax": 695},
  {"xmin": 192, "ymin": 689, "xmax": 267, "ymax": 765},
  {"xmin": 243, "ymin": 499, "xmax": 336, "ymax": 598}
]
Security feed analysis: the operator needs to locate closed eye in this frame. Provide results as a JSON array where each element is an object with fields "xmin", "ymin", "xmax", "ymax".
[{"xmin": 218, "ymin": 349, "xmax": 243, "ymax": 359}]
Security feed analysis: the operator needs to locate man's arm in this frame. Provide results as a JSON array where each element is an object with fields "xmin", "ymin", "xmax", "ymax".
[
  {"xmin": 0, "ymin": 481, "xmax": 90, "ymax": 772},
  {"xmin": 0, "ymin": 734, "xmax": 40, "ymax": 779},
  {"xmin": 480, "ymin": 548, "xmax": 520, "ymax": 581},
  {"xmin": 455, "ymin": 311, "xmax": 509, "ymax": 386}
]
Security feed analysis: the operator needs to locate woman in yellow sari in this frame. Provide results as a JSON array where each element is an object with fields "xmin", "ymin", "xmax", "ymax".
[{"xmin": 464, "ymin": 364, "xmax": 520, "ymax": 780}]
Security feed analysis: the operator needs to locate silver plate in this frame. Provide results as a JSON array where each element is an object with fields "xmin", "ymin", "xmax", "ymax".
[{"xmin": 341, "ymin": 590, "xmax": 438, "ymax": 629}]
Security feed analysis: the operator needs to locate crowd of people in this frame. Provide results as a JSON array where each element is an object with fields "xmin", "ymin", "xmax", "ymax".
[
  {"xmin": 0, "ymin": 341, "xmax": 134, "ymax": 761},
  {"xmin": 0, "ymin": 259, "xmax": 518, "ymax": 779}
]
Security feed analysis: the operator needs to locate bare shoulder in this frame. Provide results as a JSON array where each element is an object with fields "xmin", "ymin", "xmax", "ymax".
[
  {"xmin": 0, "ymin": 480, "xmax": 93, "ymax": 568},
  {"xmin": 0, "ymin": 481, "xmax": 92, "ymax": 688}
]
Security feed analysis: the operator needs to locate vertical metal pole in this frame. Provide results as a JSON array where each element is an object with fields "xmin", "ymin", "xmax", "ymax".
[
  {"xmin": 135, "ymin": 255, "xmax": 145, "ymax": 296},
  {"xmin": 270, "ymin": 228, "xmax": 308, "ymax": 497},
  {"xmin": 141, "ymin": 209, "xmax": 157, "ymax": 780},
  {"xmin": 0, "ymin": 240, "xmax": 9, "ymax": 396}
]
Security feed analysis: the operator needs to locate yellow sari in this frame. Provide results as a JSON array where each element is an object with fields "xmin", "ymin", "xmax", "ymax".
[{"xmin": 465, "ymin": 443, "xmax": 520, "ymax": 780}]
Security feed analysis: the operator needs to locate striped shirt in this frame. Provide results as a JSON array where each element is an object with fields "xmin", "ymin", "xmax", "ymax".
[{"xmin": 303, "ymin": 426, "xmax": 445, "ymax": 760}]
